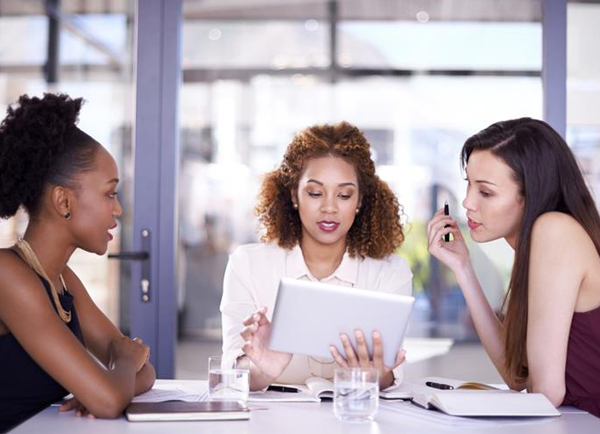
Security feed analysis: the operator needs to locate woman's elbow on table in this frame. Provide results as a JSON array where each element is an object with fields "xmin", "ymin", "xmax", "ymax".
[
  {"xmin": 530, "ymin": 382, "xmax": 566, "ymax": 408},
  {"xmin": 83, "ymin": 385, "xmax": 132, "ymax": 419}
]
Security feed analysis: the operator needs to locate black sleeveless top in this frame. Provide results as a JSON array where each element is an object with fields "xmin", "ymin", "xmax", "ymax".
[{"xmin": 0, "ymin": 259, "xmax": 84, "ymax": 432}]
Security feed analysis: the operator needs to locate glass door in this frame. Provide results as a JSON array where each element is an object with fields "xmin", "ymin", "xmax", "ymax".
[
  {"xmin": 0, "ymin": 0, "xmax": 136, "ymax": 333},
  {"xmin": 0, "ymin": 0, "xmax": 182, "ymax": 378}
]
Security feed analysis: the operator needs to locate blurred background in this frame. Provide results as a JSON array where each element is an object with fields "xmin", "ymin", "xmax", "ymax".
[{"xmin": 0, "ymin": 0, "xmax": 599, "ymax": 380}]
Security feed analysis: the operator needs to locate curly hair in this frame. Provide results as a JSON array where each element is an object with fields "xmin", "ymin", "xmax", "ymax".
[
  {"xmin": 256, "ymin": 121, "xmax": 404, "ymax": 259},
  {"xmin": 0, "ymin": 93, "xmax": 99, "ymax": 219}
]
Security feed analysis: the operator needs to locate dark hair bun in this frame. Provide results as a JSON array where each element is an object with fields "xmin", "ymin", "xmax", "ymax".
[{"xmin": 0, "ymin": 93, "xmax": 83, "ymax": 218}]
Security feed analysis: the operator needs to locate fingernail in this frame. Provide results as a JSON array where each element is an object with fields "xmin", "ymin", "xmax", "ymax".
[{"xmin": 373, "ymin": 331, "xmax": 381, "ymax": 338}]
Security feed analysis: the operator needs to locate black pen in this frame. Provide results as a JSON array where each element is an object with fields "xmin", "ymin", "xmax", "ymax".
[
  {"xmin": 426, "ymin": 381, "xmax": 454, "ymax": 390},
  {"xmin": 444, "ymin": 200, "xmax": 450, "ymax": 242},
  {"xmin": 267, "ymin": 385, "xmax": 299, "ymax": 393}
]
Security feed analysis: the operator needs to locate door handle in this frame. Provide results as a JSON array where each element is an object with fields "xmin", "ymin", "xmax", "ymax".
[
  {"xmin": 107, "ymin": 252, "xmax": 149, "ymax": 260},
  {"xmin": 108, "ymin": 228, "xmax": 152, "ymax": 302}
]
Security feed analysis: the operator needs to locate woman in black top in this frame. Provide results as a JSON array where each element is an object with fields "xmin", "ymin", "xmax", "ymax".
[{"xmin": 0, "ymin": 94, "xmax": 156, "ymax": 432}]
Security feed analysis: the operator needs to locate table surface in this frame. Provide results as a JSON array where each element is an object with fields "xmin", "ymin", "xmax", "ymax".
[{"xmin": 13, "ymin": 380, "xmax": 600, "ymax": 434}]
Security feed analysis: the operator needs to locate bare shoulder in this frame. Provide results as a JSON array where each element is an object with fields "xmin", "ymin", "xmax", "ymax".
[
  {"xmin": 531, "ymin": 212, "xmax": 597, "ymax": 264},
  {"xmin": 0, "ymin": 248, "xmax": 39, "ymax": 290},
  {"xmin": 532, "ymin": 212, "xmax": 591, "ymax": 245},
  {"xmin": 0, "ymin": 248, "xmax": 57, "ymax": 328}
]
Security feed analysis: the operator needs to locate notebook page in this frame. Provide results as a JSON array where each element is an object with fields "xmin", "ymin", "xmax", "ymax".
[{"xmin": 431, "ymin": 391, "xmax": 560, "ymax": 417}]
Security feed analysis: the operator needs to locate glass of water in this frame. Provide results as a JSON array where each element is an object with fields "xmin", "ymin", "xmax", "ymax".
[
  {"xmin": 208, "ymin": 356, "xmax": 249, "ymax": 402},
  {"xmin": 334, "ymin": 368, "xmax": 379, "ymax": 422}
]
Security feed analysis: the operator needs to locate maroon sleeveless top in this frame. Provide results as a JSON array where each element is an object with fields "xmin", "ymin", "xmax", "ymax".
[{"xmin": 562, "ymin": 305, "xmax": 600, "ymax": 417}]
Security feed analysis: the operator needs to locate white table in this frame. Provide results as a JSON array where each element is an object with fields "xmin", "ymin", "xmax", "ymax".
[{"xmin": 12, "ymin": 380, "xmax": 600, "ymax": 434}]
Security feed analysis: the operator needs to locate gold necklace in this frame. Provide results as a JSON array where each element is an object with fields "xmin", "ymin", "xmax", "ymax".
[{"xmin": 14, "ymin": 238, "xmax": 71, "ymax": 323}]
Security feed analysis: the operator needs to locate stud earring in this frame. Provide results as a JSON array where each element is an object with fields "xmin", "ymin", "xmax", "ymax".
[
  {"xmin": 293, "ymin": 203, "xmax": 298, "ymax": 210},
  {"xmin": 355, "ymin": 208, "xmax": 360, "ymax": 214},
  {"xmin": 63, "ymin": 212, "xmax": 71, "ymax": 219}
]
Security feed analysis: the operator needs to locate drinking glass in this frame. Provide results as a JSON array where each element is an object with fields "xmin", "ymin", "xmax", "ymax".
[
  {"xmin": 207, "ymin": 356, "xmax": 249, "ymax": 402},
  {"xmin": 334, "ymin": 368, "xmax": 379, "ymax": 422}
]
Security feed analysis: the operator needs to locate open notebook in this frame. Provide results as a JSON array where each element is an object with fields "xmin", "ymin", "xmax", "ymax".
[
  {"xmin": 249, "ymin": 377, "xmax": 412, "ymax": 402},
  {"xmin": 248, "ymin": 376, "xmax": 496, "ymax": 403},
  {"xmin": 249, "ymin": 378, "xmax": 335, "ymax": 402},
  {"xmin": 389, "ymin": 377, "xmax": 560, "ymax": 417}
]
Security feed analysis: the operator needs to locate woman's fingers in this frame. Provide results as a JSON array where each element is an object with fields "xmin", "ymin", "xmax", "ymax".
[
  {"xmin": 60, "ymin": 397, "xmax": 91, "ymax": 418},
  {"xmin": 242, "ymin": 340, "xmax": 254, "ymax": 357},
  {"xmin": 426, "ymin": 209, "xmax": 449, "ymax": 233},
  {"xmin": 427, "ymin": 218, "xmax": 450, "ymax": 245},
  {"xmin": 340, "ymin": 333, "xmax": 359, "ymax": 366},
  {"xmin": 353, "ymin": 330, "xmax": 370, "ymax": 368},
  {"xmin": 76, "ymin": 407, "xmax": 94, "ymax": 418},
  {"xmin": 427, "ymin": 218, "xmax": 456, "ymax": 246},
  {"xmin": 242, "ymin": 307, "xmax": 266, "ymax": 326},
  {"xmin": 240, "ymin": 323, "xmax": 257, "ymax": 341},
  {"xmin": 429, "ymin": 224, "xmax": 459, "ymax": 250},
  {"xmin": 60, "ymin": 398, "xmax": 92, "ymax": 418},
  {"xmin": 329, "ymin": 345, "xmax": 349, "ymax": 368},
  {"xmin": 394, "ymin": 349, "xmax": 407, "ymax": 368},
  {"xmin": 256, "ymin": 307, "xmax": 269, "ymax": 325},
  {"xmin": 242, "ymin": 313, "xmax": 257, "ymax": 326},
  {"xmin": 59, "ymin": 398, "xmax": 79, "ymax": 412},
  {"xmin": 371, "ymin": 331, "xmax": 385, "ymax": 367}
]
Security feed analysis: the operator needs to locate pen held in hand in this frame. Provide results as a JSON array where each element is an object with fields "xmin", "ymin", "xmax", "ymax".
[{"xmin": 444, "ymin": 201, "xmax": 451, "ymax": 242}]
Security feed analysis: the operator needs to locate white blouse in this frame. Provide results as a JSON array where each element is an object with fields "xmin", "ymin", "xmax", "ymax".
[{"xmin": 220, "ymin": 242, "xmax": 413, "ymax": 387}]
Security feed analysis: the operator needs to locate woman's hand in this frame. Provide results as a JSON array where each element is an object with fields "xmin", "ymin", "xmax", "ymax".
[
  {"xmin": 240, "ymin": 307, "xmax": 292, "ymax": 381},
  {"xmin": 427, "ymin": 208, "xmax": 472, "ymax": 275},
  {"xmin": 59, "ymin": 397, "xmax": 94, "ymax": 418},
  {"xmin": 109, "ymin": 336, "xmax": 150, "ymax": 372},
  {"xmin": 328, "ymin": 329, "xmax": 406, "ymax": 389}
]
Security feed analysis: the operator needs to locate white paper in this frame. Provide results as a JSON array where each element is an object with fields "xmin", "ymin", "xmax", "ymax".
[
  {"xmin": 132, "ymin": 385, "xmax": 209, "ymax": 403},
  {"xmin": 247, "ymin": 390, "xmax": 319, "ymax": 402}
]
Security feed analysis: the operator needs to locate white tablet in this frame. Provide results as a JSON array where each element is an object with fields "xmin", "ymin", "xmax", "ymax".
[{"xmin": 268, "ymin": 278, "xmax": 415, "ymax": 367}]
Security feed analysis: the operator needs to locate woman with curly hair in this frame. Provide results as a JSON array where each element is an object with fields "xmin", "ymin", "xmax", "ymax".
[
  {"xmin": 220, "ymin": 121, "xmax": 412, "ymax": 391},
  {"xmin": 0, "ymin": 94, "xmax": 155, "ymax": 431}
]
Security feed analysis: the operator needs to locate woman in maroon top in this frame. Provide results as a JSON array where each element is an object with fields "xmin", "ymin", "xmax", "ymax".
[{"xmin": 428, "ymin": 118, "xmax": 600, "ymax": 417}]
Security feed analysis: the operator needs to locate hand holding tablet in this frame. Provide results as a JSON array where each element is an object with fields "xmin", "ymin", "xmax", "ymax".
[
  {"xmin": 240, "ymin": 307, "xmax": 292, "ymax": 381},
  {"xmin": 267, "ymin": 278, "xmax": 415, "ymax": 369},
  {"xmin": 329, "ymin": 329, "xmax": 407, "ymax": 389}
]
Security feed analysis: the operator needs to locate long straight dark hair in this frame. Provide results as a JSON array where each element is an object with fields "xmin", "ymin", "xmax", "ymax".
[{"xmin": 461, "ymin": 118, "xmax": 600, "ymax": 382}]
